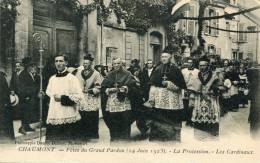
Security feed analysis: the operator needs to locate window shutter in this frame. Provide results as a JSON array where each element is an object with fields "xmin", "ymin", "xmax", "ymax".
[
  {"xmin": 215, "ymin": 11, "xmax": 219, "ymax": 36},
  {"xmin": 204, "ymin": 8, "xmax": 209, "ymax": 34},
  {"xmin": 217, "ymin": 48, "xmax": 221, "ymax": 55},
  {"xmin": 187, "ymin": 20, "xmax": 195, "ymax": 36},
  {"xmin": 226, "ymin": 22, "xmax": 230, "ymax": 37},
  {"xmin": 238, "ymin": 23, "xmax": 244, "ymax": 42}
]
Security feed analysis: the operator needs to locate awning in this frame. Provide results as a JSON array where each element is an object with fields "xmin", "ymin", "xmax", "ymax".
[{"xmin": 171, "ymin": 0, "xmax": 191, "ymax": 17}]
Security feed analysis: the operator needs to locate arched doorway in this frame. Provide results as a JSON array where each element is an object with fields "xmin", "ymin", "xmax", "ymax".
[
  {"xmin": 150, "ymin": 31, "xmax": 163, "ymax": 64},
  {"xmin": 32, "ymin": 0, "xmax": 79, "ymax": 66}
]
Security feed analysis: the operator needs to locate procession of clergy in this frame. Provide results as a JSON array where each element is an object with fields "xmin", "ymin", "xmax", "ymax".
[
  {"xmin": 2, "ymin": 45, "xmax": 259, "ymax": 144},
  {"xmin": 42, "ymin": 46, "xmax": 230, "ymax": 143}
]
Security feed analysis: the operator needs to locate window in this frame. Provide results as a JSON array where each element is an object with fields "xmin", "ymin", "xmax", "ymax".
[
  {"xmin": 216, "ymin": 48, "xmax": 221, "ymax": 56},
  {"xmin": 187, "ymin": 5, "xmax": 196, "ymax": 36},
  {"xmin": 238, "ymin": 23, "xmax": 247, "ymax": 42},
  {"xmin": 187, "ymin": 21, "xmax": 195, "ymax": 36},
  {"xmin": 215, "ymin": 11, "xmax": 219, "ymax": 36},
  {"xmin": 233, "ymin": 52, "xmax": 238, "ymax": 59},
  {"xmin": 204, "ymin": 8, "xmax": 219, "ymax": 36},
  {"xmin": 178, "ymin": 11, "xmax": 188, "ymax": 33},
  {"xmin": 239, "ymin": 52, "xmax": 243, "ymax": 60},
  {"xmin": 226, "ymin": 22, "xmax": 230, "ymax": 37},
  {"xmin": 204, "ymin": 8, "xmax": 209, "ymax": 34},
  {"xmin": 208, "ymin": 44, "xmax": 216, "ymax": 55}
]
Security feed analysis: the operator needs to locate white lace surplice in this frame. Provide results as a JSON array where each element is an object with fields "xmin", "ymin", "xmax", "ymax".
[
  {"xmin": 46, "ymin": 73, "xmax": 83, "ymax": 125},
  {"xmin": 149, "ymin": 85, "xmax": 183, "ymax": 110},
  {"xmin": 75, "ymin": 69, "xmax": 103, "ymax": 112}
]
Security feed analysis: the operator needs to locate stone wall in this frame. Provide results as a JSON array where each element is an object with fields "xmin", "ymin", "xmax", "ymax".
[{"xmin": 15, "ymin": 0, "xmax": 33, "ymax": 61}]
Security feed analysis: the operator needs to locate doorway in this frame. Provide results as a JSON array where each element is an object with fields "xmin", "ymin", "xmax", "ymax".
[
  {"xmin": 150, "ymin": 32, "xmax": 163, "ymax": 65},
  {"xmin": 151, "ymin": 44, "xmax": 161, "ymax": 65},
  {"xmin": 32, "ymin": 0, "xmax": 79, "ymax": 66}
]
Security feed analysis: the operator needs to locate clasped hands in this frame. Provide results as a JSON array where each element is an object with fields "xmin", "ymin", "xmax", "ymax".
[{"xmin": 106, "ymin": 86, "xmax": 127, "ymax": 94}]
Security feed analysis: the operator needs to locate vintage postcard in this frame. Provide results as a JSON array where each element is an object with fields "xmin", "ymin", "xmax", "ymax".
[{"xmin": 0, "ymin": 0, "xmax": 260, "ymax": 162}]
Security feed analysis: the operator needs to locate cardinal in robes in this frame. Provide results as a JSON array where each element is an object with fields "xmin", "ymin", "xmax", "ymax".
[
  {"xmin": 191, "ymin": 56, "xmax": 223, "ymax": 140},
  {"xmin": 74, "ymin": 54, "xmax": 103, "ymax": 140},
  {"xmin": 45, "ymin": 55, "xmax": 84, "ymax": 143},
  {"xmin": 101, "ymin": 58, "xmax": 136, "ymax": 141},
  {"xmin": 147, "ymin": 47, "xmax": 187, "ymax": 142}
]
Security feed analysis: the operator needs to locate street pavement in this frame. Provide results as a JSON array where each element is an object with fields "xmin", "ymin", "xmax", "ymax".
[{"xmin": 13, "ymin": 105, "xmax": 255, "ymax": 145}]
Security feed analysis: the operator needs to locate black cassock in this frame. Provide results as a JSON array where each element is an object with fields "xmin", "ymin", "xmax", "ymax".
[
  {"xmin": 247, "ymin": 67, "xmax": 260, "ymax": 138},
  {"xmin": 149, "ymin": 63, "xmax": 186, "ymax": 141},
  {"xmin": 0, "ymin": 71, "xmax": 14, "ymax": 143},
  {"xmin": 101, "ymin": 69, "xmax": 137, "ymax": 141}
]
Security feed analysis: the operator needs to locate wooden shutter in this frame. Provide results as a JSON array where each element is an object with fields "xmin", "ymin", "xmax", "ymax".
[
  {"xmin": 204, "ymin": 8, "xmax": 209, "ymax": 35},
  {"xmin": 215, "ymin": 11, "xmax": 219, "ymax": 36}
]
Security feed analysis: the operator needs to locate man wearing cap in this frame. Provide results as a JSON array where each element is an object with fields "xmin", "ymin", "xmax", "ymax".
[
  {"xmin": 191, "ymin": 55, "xmax": 223, "ymax": 140},
  {"xmin": 101, "ymin": 58, "xmax": 137, "ymax": 141},
  {"xmin": 45, "ymin": 55, "xmax": 84, "ymax": 142},
  {"xmin": 148, "ymin": 46, "xmax": 187, "ymax": 141},
  {"xmin": 74, "ymin": 54, "xmax": 103, "ymax": 140},
  {"xmin": 18, "ymin": 57, "xmax": 40, "ymax": 134}
]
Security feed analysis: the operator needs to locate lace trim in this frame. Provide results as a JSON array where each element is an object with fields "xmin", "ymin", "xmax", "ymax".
[
  {"xmin": 69, "ymin": 93, "xmax": 85, "ymax": 107},
  {"xmin": 79, "ymin": 94, "xmax": 100, "ymax": 111},
  {"xmin": 149, "ymin": 86, "xmax": 183, "ymax": 110},
  {"xmin": 166, "ymin": 81, "xmax": 179, "ymax": 91},
  {"xmin": 106, "ymin": 93, "xmax": 131, "ymax": 112},
  {"xmin": 47, "ymin": 115, "xmax": 81, "ymax": 125},
  {"xmin": 80, "ymin": 107, "xmax": 99, "ymax": 112},
  {"xmin": 191, "ymin": 119, "xmax": 219, "ymax": 124}
]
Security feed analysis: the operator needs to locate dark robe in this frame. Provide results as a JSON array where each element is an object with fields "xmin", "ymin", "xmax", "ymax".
[
  {"xmin": 0, "ymin": 71, "xmax": 14, "ymax": 143},
  {"xmin": 149, "ymin": 63, "xmax": 186, "ymax": 141},
  {"xmin": 247, "ymin": 67, "xmax": 260, "ymax": 138},
  {"xmin": 141, "ymin": 68, "xmax": 155, "ymax": 101},
  {"xmin": 101, "ymin": 68, "xmax": 136, "ymax": 141},
  {"xmin": 229, "ymin": 70, "xmax": 240, "ymax": 111},
  {"xmin": 221, "ymin": 69, "xmax": 232, "ymax": 115},
  {"xmin": 18, "ymin": 69, "xmax": 40, "ymax": 129},
  {"xmin": 10, "ymin": 71, "xmax": 21, "ymax": 120},
  {"xmin": 192, "ymin": 70, "xmax": 221, "ymax": 140}
]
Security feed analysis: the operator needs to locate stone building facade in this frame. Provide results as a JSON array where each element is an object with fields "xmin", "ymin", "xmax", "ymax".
[
  {"xmin": 7, "ymin": 0, "xmax": 167, "ymax": 76},
  {"xmin": 176, "ymin": 0, "xmax": 260, "ymax": 63}
]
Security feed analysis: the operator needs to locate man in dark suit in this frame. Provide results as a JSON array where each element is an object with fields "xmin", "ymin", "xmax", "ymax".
[
  {"xmin": 132, "ymin": 59, "xmax": 155, "ymax": 138},
  {"xmin": 0, "ymin": 68, "xmax": 15, "ymax": 143},
  {"xmin": 10, "ymin": 61, "xmax": 23, "ymax": 94},
  {"xmin": 18, "ymin": 57, "xmax": 40, "ymax": 134},
  {"xmin": 141, "ymin": 59, "xmax": 155, "ymax": 101},
  {"xmin": 10, "ymin": 61, "xmax": 23, "ymax": 120}
]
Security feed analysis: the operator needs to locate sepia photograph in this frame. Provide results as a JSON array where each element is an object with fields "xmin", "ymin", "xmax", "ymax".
[{"xmin": 0, "ymin": 0, "xmax": 260, "ymax": 162}]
